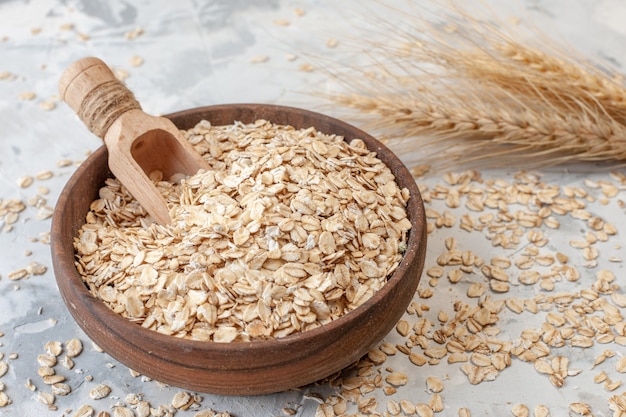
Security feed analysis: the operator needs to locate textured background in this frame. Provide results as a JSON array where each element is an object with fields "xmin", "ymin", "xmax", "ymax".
[{"xmin": 1, "ymin": 1, "xmax": 626, "ymax": 416}]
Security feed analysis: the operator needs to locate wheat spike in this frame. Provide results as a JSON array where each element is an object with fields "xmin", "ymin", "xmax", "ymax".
[{"xmin": 324, "ymin": 1, "xmax": 626, "ymax": 169}]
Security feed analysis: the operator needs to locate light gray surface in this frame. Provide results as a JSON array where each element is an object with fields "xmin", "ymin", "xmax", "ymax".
[{"xmin": 1, "ymin": 0, "xmax": 626, "ymax": 416}]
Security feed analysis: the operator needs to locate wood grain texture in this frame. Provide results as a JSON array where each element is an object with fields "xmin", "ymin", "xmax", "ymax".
[
  {"xmin": 59, "ymin": 57, "xmax": 208, "ymax": 224},
  {"xmin": 50, "ymin": 104, "xmax": 427, "ymax": 395}
]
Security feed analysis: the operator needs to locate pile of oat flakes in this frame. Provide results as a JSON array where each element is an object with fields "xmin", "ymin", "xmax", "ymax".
[{"xmin": 74, "ymin": 119, "xmax": 412, "ymax": 342}]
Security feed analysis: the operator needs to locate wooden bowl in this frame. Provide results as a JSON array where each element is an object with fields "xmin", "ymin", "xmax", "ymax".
[{"xmin": 51, "ymin": 104, "xmax": 427, "ymax": 395}]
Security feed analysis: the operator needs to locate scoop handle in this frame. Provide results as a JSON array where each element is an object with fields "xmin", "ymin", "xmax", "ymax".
[{"xmin": 58, "ymin": 57, "xmax": 141, "ymax": 139}]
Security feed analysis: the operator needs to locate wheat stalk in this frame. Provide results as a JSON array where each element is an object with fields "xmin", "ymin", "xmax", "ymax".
[
  {"xmin": 336, "ymin": 91, "xmax": 626, "ymax": 166},
  {"xmin": 324, "ymin": 1, "xmax": 626, "ymax": 170}
]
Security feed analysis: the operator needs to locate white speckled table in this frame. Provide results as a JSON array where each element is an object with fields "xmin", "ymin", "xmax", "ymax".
[{"xmin": 2, "ymin": 1, "xmax": 626, "ymax": 416}]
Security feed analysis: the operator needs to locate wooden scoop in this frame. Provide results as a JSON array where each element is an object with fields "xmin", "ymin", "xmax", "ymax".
[{"xmin": 59, "ymin": 57, "xmax": 209, "ymax": 225}]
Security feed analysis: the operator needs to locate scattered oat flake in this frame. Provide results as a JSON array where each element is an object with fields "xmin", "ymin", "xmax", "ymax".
[
  {"xmin": 458, "ymin": 408, "xmax": 471, "ymax": 417},
  {"xmin": 65, "ymin": 338, "xmax": 83, "ymax": 357},
  {"xmin": 114, "ymin": 68, "xmax": 129, "ymax": 81},
  {"xmin": 35, "ymin": 170, "xmax": 53, "ymax": 180},
  {"xmin": 129, "ymin": 55, "xmax": 143, "ymax": 67},
  {"xmin": 35, "ymin": 391, "xmax": 54, "ymax": 405},
  {"xmin": 8, "ymin": 268, "xmax": 28, "ymax": 281},
  {"xmin": 506, "ymin": 15, "xmax": 521, "ymax": 24},
  {"xmin": 24, "ymin": 378, "xmax": 36, "ymax": 392},
  {"xmin": 534, "ymin": 405, "xmax": 550, "ymax": 417},
  {"xmin": 55, "ymin": 159, "xmax": 72, "ymax": 167},
  {"xmin": 273, "ymin": 18, "xmax": 290, "ymax": 26},
  {"xmin": 37, "ymin": 353, "xmax": 56, "ymax": 368},
  {"xmin": 293, "ymin": 7, "xmax": 305, "ymax": 17},
  {"xmin": 172, "ymin": 390, "xmax": 194, "ymax": 409},
  {"xmin": 511, "ymin": 404, "xmax": 529, "ymax": 417},
  {"xmin": 39, "ymin": 100, "xmax": 56, "ymax": 111},
  {"xmin": 396, "ymin": 320, "xmax": 410, "ymax": 337},
  {"xmin": 569, "ymin": 402, "xmax": 592, "ymax": 415},
  {"xmin": 27, "ymin": 261, "xmax": 47, "ymax": 275},
  {"xmin": 44, "ymin": 340, "xmax": 62, "ymax": 356},
  {"xmin": 605, "ymin": 379, "xmax": 622, "ymax": 391},
  {"xmin": 415, "ymin": 402, "xmax": 433, "ymax": 417},
  {"xmin": 36, "ymin": 206, "xmax": 54, "ymax": 220},
  {"xmin": 0, "ymin": 391, "xmax": 10, "ymax": 407},
  {"xmin": 19, "ymin": 91, "xmax": 36, "ymax": 100},
  {"xmin": 125, "ymin": 27, "xmax": 144, "ymax": 40},
  {"xmin": 249, "ymin": 55, "xmax": 269, "ymax": 64},
  {"xmin": 43, "ymin": 374, "xmax": 66, "ymax": 385},
  {"xmin": 426, "ymin": 376, "xmax": 443, "ymax": 393},
  {"xmin": 326, "ymin": 38, "xmax": 339, "ymax": 48},
  {"xmin": 385, "ymin": 371, "xmax": 408, "ymax": 387},
  {"xmin": 298, "ymin": 63, "xmax": 314, "ymax": 72},
  {"xmin": 17, "ymin": 175, "xmax": 33, "ymax": 188},
  {"xmin": 60, "ymin": 355, "xmax": 74, "ymax": 370},
  {"xmin": 89, "ymin": 384, "xmax": 111, "ymax": 400}
]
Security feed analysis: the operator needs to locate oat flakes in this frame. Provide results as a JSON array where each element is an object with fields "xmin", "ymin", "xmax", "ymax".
[{"xmin": 74, "ymin": 120, "xmax": 411, "ymax": 343}]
